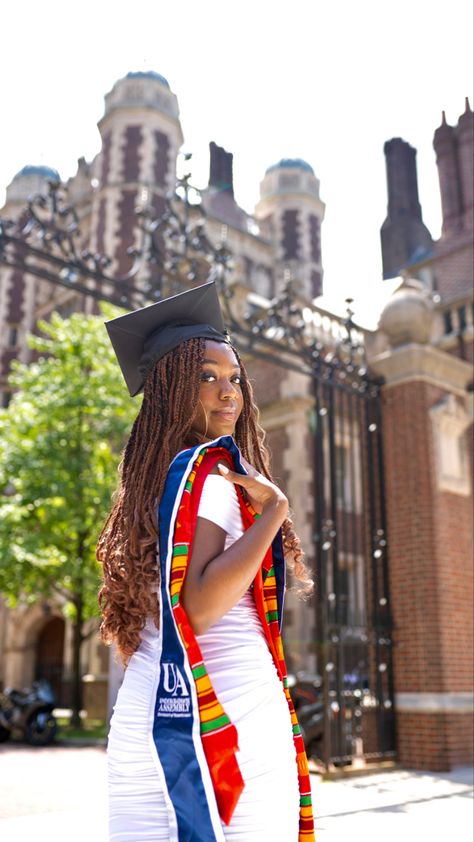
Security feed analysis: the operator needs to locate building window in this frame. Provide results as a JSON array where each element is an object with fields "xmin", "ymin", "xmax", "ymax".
[
  {"xmin": 311, "ymin": 269, "xmax": 322, "ymax": 298},
  {"xmin": 309, "ymin": 215, "xmax": 321, "ymax": 263},
  {"xmin": 281, "ymin": 209, "xmax": 300, "ymax": 260},
  {"xmin": 8, "ymin": 327, "xmax": 18, "ymax": 347},
  {"xmin": 443, "ymin": 310, "xmax": 453, "ymax": 335}
]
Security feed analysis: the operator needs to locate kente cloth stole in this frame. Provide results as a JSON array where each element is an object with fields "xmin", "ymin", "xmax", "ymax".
[{"xmin": 155, "ymin": 435, "xmax": 315, "ymax": 842}]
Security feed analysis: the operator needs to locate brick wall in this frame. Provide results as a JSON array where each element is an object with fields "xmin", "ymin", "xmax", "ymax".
[
  {"xmin": 435, "ymin": 486, "xmax": 474, "ymax": 692},
  {"xmin": 431, "ymin": 234, "xmax": 473, "ymax": 299},
  {"xmin": 381, "ymin": 376, "xmax": 473, "ymax": 768},
  {"xmin": 396, "ymin": 712, "xmax": 473, "ymax": 770},
  {"xmin": 245, "ymin": 356, "xmax": 287, "ymax": 407}
]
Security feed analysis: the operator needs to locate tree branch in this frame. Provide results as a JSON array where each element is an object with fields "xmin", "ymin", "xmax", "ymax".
[{"xmin": 50, "ymin": 582, "xmax": 73, "ymax": 601}]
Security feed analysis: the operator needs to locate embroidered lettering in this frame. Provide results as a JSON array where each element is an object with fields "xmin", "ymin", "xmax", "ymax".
[
  {"xmin": 157, "ymin": 697, "xmax": 191, "ymax": 715},
  {"xmin": 162, "ymin": 663, "xmax": 189, "ymax": 696},
  {"xmin": 156, "ymin": 663, "xmax": 192, "ymax": 718}
]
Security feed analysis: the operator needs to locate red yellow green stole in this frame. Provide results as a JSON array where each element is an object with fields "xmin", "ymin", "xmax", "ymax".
[{"xmin": 163, "ymin": 441, "xmax": 315, "ymax": 840}]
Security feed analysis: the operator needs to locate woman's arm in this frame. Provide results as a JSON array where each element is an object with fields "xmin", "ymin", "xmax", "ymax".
[{"xmin": 181, "ymin": 463, "xmax": 288, "ymax": 635}]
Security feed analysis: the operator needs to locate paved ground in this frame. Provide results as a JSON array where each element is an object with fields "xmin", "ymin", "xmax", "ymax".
[
  {"xmin": 314, "ymin": 765, "xmax": 473, "ymax": 841},
  {"xmin": 0, "ymin": 743, "xmax": 472, "ymax": 841}
]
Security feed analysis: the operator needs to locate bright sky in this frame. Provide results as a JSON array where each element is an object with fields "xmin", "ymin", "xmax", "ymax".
[{"xmin": 1, "ymin": 0, "xmax": 472, "ymax": 327}]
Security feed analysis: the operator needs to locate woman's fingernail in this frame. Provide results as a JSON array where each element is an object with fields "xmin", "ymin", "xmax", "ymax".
[{"xmin": 218, "ymin": 463, "xmax": 229, "ymax": 474}]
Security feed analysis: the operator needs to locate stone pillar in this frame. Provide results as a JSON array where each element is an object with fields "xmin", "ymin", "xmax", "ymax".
[{"xmin": 369, "ymin": 278, "xmax": 473, "ymax": 770}]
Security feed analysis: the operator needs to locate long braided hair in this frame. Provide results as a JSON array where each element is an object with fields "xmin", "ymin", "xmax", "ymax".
[{"xmin": 97, "ymin": 337, "xmax": 313, "ymax": 664}]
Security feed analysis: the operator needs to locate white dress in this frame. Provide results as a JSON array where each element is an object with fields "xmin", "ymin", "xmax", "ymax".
[{"xmin": 108, "ymin": 474, "xmax": 300, "ymax": 841}]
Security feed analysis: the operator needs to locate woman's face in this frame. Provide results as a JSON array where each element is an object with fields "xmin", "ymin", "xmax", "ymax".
[{"xmin": 191, "ymin": 340, "xmax": 244, "ymax": 440}]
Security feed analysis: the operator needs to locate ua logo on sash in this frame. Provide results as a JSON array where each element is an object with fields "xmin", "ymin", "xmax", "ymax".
[
  {"xmin": 162, "ymin": 662, "xmax": 189, "ymax": 697},
  {"xmin": 156, "ymin": 663, "xmax": 192, "ymax": 718}
]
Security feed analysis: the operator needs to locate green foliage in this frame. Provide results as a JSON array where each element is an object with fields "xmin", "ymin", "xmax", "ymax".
[
  {"xmin": 0, "ymin": 306, "xmax": 138, "ymax": 621},
  {"xmin": 56, "ymin": 717, "xmax": 107, "ymax": 741}
]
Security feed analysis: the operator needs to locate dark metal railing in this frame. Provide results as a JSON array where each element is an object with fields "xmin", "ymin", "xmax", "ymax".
[{"xmin": 310, "ymin": 354, "xmax": 396, "ymax": 768}]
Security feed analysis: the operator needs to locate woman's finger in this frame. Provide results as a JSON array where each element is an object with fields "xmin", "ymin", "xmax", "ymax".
[
  {"xmin": 217, "ymin": 463, "xmax": 254, "ymax": 484},
  {"xmin": 217, "ymin": 463, "xmax": 240, "ymax": 480},
  {"xmin": 217, "ymin": 464, "xmax": 271, "ymax": 494}
]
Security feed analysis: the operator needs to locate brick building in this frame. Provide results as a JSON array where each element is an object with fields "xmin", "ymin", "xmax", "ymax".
[
  {"xmin": 0, "ymin": 72, "xmax": 472, "ymax": 771},
  {"xmin": 375, "ymin": 98, "xmax": 473, "ymax": 769}
]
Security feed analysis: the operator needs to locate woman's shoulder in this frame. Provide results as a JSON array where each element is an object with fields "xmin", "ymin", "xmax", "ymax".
[
  {"xmin": 202, "ymin": 472, "xmax": 238, "ymax": 494},
  {"xmin": 200, "ymin": 473, "xmax": 240, "ymax": 510},
  {"xmin": 198, "ymin": 474, "xmax": 242, "ymax": 535}
]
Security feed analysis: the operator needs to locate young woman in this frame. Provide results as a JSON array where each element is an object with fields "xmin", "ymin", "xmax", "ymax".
[{"xmin": 98, "ymin": 282, "xmax": 315, "ymax": 841}]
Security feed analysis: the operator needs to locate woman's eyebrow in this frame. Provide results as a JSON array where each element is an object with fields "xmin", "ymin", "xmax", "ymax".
[{"xmin": 202, "ymin": 358, "xmax": 240, "ymax": 370}]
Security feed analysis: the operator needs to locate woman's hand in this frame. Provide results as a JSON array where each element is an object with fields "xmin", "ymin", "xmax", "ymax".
[
  {"xmin": 217, "ymin": 461, "xmax": 288, "ymax": 520},
  {"xmin": 182, "ymin": 459, "xmax": 290, "ymax": 634}
]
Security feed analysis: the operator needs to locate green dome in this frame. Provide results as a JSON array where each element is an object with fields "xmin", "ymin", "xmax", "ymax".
[
  {"xmin": 125, "ymin": 71, "xmax": 170, "ymax": 89},
  {"xmin": 265, "ymin": 158, "xmax": 314, "ymax": 176},
  {"xmin": 15, "ymin": 165, "xmax": 60, "ymax": 181}
]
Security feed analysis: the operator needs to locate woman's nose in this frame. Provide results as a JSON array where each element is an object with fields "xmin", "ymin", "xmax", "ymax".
[{"xmin": 219, "ymin": 379, "xmax": 237, "ymax": 398}]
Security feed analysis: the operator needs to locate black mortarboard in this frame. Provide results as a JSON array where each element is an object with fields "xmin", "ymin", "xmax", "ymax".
[{"xmin": 105, "ymin": 281, "xmax": 229, "ymax": 396}]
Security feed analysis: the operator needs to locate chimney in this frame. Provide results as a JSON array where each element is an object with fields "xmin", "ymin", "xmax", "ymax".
[
  {"xmin": 380, "ymin": 138, "xmax": 433, "ymax": 279},
  {"xmin": 208, "ymin": 142, "xmax": 234, "ymax": 198},
  {"xmin": 456, "ymin": 98, "xmax": 474, "ymax": 229},
  {"xmin": 384, "ymin": 138, "xmax": 423, "ymax": 220},
  {"xmin": 433, "ymin": 112, "xmax": 463, "ymax": 235}
]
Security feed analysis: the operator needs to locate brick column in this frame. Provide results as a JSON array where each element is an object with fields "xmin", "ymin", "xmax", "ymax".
[{"xmin": 370, "ymin": 280, "xmax": 473, "ymax": 770}]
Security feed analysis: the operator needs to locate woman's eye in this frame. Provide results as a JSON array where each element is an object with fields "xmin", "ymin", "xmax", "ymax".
[{"xmin": 200, "ymin": 372, "xmax": 241, "ymax": 384}]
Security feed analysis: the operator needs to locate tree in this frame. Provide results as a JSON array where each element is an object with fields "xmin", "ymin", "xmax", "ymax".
[{"xmin": 0, "ymin": 308, "xmax": 138, "ymax": 726}]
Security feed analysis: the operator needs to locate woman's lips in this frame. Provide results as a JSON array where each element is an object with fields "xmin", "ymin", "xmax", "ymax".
[{"xmin": 212, "ymin": 409, "xmax": 237, "ymax": 421}]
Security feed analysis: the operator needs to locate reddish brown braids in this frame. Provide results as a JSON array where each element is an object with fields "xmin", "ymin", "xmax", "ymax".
[{"xmin": 97, "ymin": 338, "xmax": 313, "ymax": 664}]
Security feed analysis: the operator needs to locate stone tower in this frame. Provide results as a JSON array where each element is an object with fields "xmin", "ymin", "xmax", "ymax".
[
  {"xmin": 380, "ymin": 138, "xmax": 433, "ymax": 279},
  {"xmin": 255, "ymin": 159, "xmax": 325, "ymax": 301},
  {"xmin": 0, "ymin": 165, "xmax": 60, "ymax": 405},
  {"xmin": 90, "ymin": 71, "xmax": 183, "ymax": 276}
]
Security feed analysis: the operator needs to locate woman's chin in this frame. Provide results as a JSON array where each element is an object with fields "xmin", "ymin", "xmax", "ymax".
[
  {"xmin": 206, "ymin": 422, "xmax": 236, "ymax": 440},
  {"xmin": 188, "ymin": 425, "xmax": 235, "ymax": 444}
]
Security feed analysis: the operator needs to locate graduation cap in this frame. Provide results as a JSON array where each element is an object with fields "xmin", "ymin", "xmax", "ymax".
[{"xmin": 105, "ymin": 281, "xmax": 230, "ymax": 396}]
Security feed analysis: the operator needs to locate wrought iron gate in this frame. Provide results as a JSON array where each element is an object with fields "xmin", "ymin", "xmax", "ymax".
[
  {"xmin": 310, "ymin": 350, "xmax": 396, "ymax": 768},
  {"xmin": 232, "ymin": 311, "xmax": 397, "ymax": 769},
  {"xmin": 0, "ymin": 178, "xmax": 397, "ymax": 769}
]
